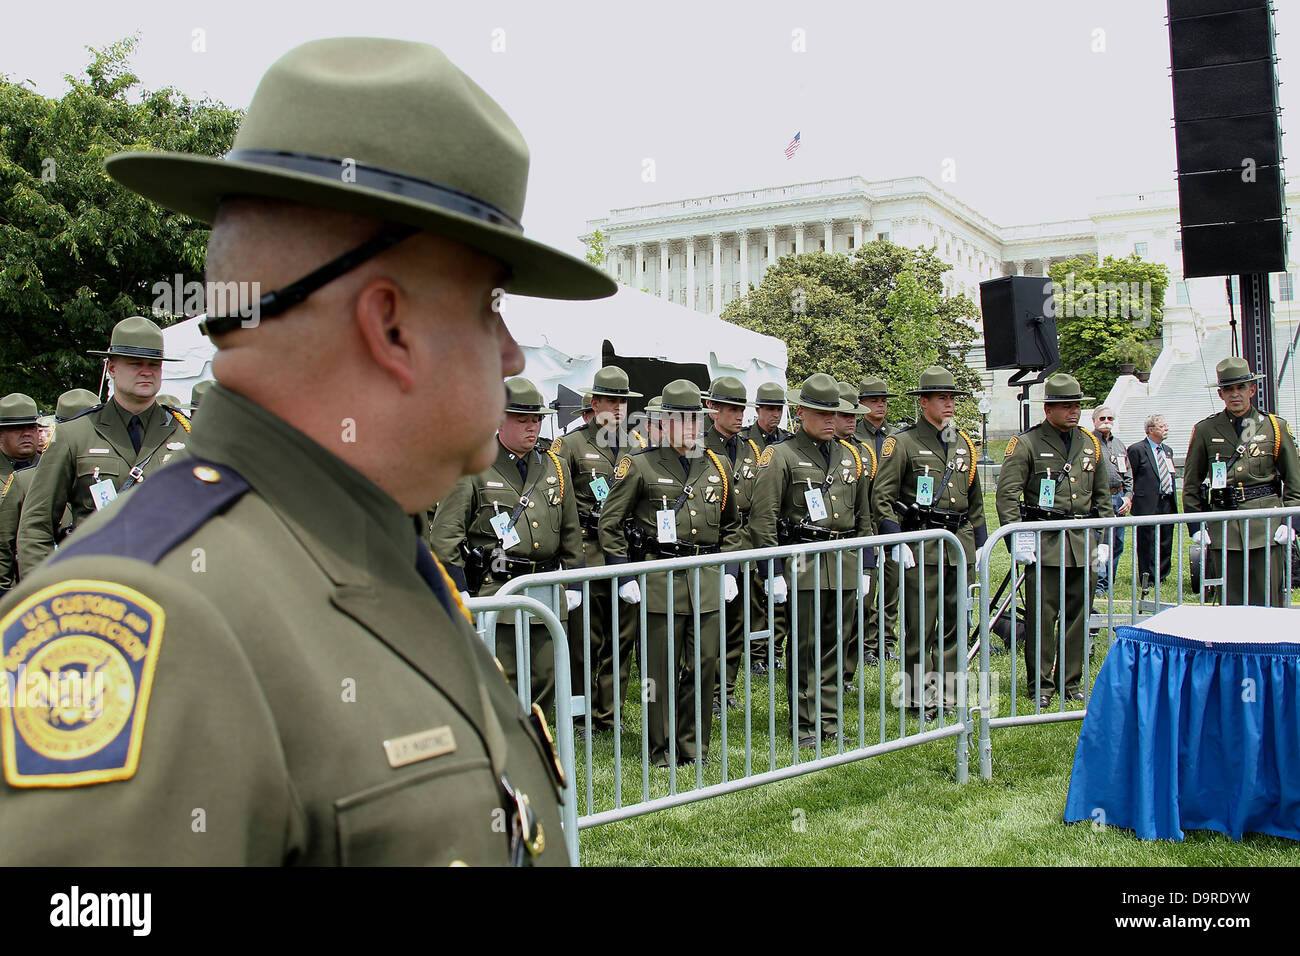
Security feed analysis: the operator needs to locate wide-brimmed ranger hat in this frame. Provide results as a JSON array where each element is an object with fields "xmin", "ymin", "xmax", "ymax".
[
  {"xmin": 56, "ymin": 388, "xmax": 100, "ymax": 422},
  {"xmin": 0, "ymin": 394, "xmax": 40, "ymax": 427},
  {"xmin": 503, "ymin": 377, "xmax": 556, "ymax": 416},
  {"xmin": 858, "ymin": 375, "xmax": 898, "ymax": 399},
  {"xmin": 88, "ymin": 316, "xmax": 181, "ymax": 362},
  {"xmin": 1212, "ymin": 356, "xmax": 1265, "ymax": 388},
  {"xmin": 754, "ymin": 382, "xmax": 787, "ymax": 407},
  {"xmin": 650, "ymin": 380, "xmax": 710, "ymax": 417},
  {"xmin": 1041, "ymin": 372, "xmax": 1093, "ymax": 404},
  {"xmin": 787, "ymin": 373, "xmax": 856, "ymax": 412},
  {"xmin": 837, "ymin": 382, "xmax": 867, "ymax": 415},
  {"xmin": 589, "ymin": 366, "xmax": 642, "ymax": 399},
  {"xmin": 104, "ymin": 37, "xmax": 615, "ymax": 321},
  {"xmin": 907, "ymin": 366, "xmax": 970, "ymax": 397},
  {"xmin": 704, "ymin": 376, "xmax": 751, "ymax": 407}
]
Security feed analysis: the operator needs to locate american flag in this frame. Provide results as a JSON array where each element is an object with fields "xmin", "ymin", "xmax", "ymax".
[{"xmin": 784, "ymin": 131, "xmax": 801, "ymax": 159}]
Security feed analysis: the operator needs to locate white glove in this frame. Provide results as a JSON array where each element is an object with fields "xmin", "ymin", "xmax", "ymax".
[
  {"xmin": 565, "ymin": 590, "xmax": 583, "ymax": 612},
  {"xmin": 765, "ymin": 575, "xmax": 789, "ymax": 604},
  {"xmin": 723, "ymin": 574, "xmax": 739, "ymax": 603},
  {"xmin": 1095, "ymin": 544, "xmax": 1111, "ymax": 572},
  {"xmin": 890, "ymin": 543, "xmax": 916, "ymax": 569},
  {"xmin": 1191, "ymin": 530, "xmax": 1210, "ymax": 546},
  {"xmin": 973, "ymin": 544, "xmax": 987, "ymax": 568},
  {"xmin": 618, "ymin": 580, "xmax": 641, "ymax": 604},
  {"xmin": 860, "ymin": 573, "xmax": 872, "ymax": 598},
  {"xmin": 1013, "ymin": 548, "xmax": 1036, "ymax": 565},
  {"xmin": 1275, "ymin": 525, "xmax": 1297, "ymax": 546},
  {"xmin": 459, "ymin": 591, "xmax": 471, "ymax": 605}
]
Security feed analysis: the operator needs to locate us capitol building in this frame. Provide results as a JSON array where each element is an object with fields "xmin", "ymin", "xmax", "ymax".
[{"xmin": 584, "ymin": 175, "xmax": 1300, "ymax": 444}]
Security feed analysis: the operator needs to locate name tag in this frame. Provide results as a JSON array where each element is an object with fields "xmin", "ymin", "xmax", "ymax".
[
  {"xmin": 584, "ymin": 453, "xmax": 601, "ymax": 459},
  {"xmin": 1039, "ymin": 478, "xmax": 1056, "ymax": 507},
  {"xmin": 89, "ymin": 478, "xmax": 117, "ymax": 511},
  {"xmin": 485, "ymin": 480, "xmax": 504, "ymax": 488},
  {"xmin": 1114, "ymin": 456, "xmax": 1127, "ymax": 473},
  {"xmin": 590, "ymin": 476, "xmax": 610, "ymax": 502},
  {"xmin": 489, "ymin": 510, "xmax": 521, "ymax": 550},
  {"xmin": 1039, "ymin": 452, "xmax": 1054, "ymax": 457},
  {"xmin": 916, "ymin": 475, "xmax": 934, "ymax": 506},
  {"xmin": 917, "ymin": 448, "xmax": 934, "ymax": 455},
  {"xmin": 656, "ymin": 509, "xmax": 678, "ymax": 543},
  {"xmin": 383, "ymin": 726, "xmax": 457, "ymax": 768},
  {"xmin": 656, "ymin": 478, "xmax": 675, "ymax": 484},
  {"xmin": 805, "ymin": 487, "xmax": 828, "ymax": 521},
  {"xmin": 87, "ymin": 448, "xmax": 111, "ymax": 455},
  {"xmin": 1211, "ymin": 461, "xmax": 1228, "ymax": 489}
]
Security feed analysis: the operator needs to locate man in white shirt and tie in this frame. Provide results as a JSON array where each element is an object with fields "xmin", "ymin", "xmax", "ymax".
[{"xmin": 1126, "ymin": 414, "xmax": 1179, "ymax": 594}]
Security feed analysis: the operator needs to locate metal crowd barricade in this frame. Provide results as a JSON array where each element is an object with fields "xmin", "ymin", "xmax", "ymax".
[
  {"xmin": 474, "ymin": 529, "xmax": 971, "ymax": 855},
  {"xmin": 975, "ymin": 505, "xmax": 1300, "ymax": 782}
]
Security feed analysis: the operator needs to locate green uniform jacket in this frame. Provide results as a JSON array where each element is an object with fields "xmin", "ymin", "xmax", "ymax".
[
  {"xmin": 703, "ymin": 425, "xmax": 764, "ymax": 549},
  {"xmin": 748, "ymin": 430, "xmax": 874, "ymax": 590},
  {"xmin": 16, "ymin": 400, "xmax": 188, "ymax": 576},
  {"xmin": 740, "ymin": 423, "xmax": 790, "ymax": 452},
  {"xmin": 0, "ymin": 461, "xmax": 44, "ymax": 590},
  {"xmin": 429, "ymin": 440, "xmax": 583, "ymax": 597},
  {"xmin": 871, "ymin": 420, "xmax": 984, "ymax": 566},
  {"xmin": 597, "ymin": 444, "xmax": 744, "ymax": 613},
  {"xmin": 853, "ymin": 417, "xmax": 891, "ymax": 452},
  {"xmin": 1182, "ymin": 408, "xmax": 1300, "ymax": 549},
  {"xmin": 0, "ymin": 385, "xmax": 566, "ymax": 865},
  {"xmin": 552, "ymin": 422, "xmax": 647, "ymax": 567},
  {"xmin": 995, "ymin": 422, "xmax": 1114, "ymax": 566}
]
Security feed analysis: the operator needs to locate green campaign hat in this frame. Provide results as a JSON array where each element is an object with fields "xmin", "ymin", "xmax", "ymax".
[
  {"xmin": 652, "ymin": 379, "xmax": 709, "ymax": 416},
  {"xmin": 754, "ymin": 382, "xmax": 787, "ymax": 407},
  {"xmin": 645, "ymin": 395, "xmax": 663, "ymax": 412},
  {"xmin": 0, "ymin": 393, "xmax": 40, "ymax": 426},
  {"xmin": 104, "ymin": 38, "xmax": 614, "ymax": 303},
  {"xmin": 157, "ymin": 394, "xmax": 183, "ymax": 409},
  {"xmin": 837, "ymin": 381, "xmax": 867, "ymax": 415},
  {"xmin": 1212, "ymin": 356, "xmax": 1265, "ymax": 388},
  {"xmin": 189, "ymin": 380, "xmax": 216, "ymax": 410},
  {"xmin": 88, "ymin": 316, "xmax": 181, "ymax": 362},
  {"xmin": 704, "ymin": 376, "xmax": 750, "ymax": 407},
  {"xmin": 503, "ymin": 377, "xmax": 556, "ymax": 415},
  {"xmin": 786, "ymin": 373, "xmax": 856, "ymax": 412},
  {"xmin": 907, "ymin": 366, "xmax": 970, "ymax": 397},
  {"xmin": 55, "ymin": 388, "xmax": 100, "ymax": 422},
  {"xmin": 589, "ymin": 366, "xmax": 642, "ymax": 398},
  {"xmin": 1041, "ymin": 372, "xmax": 1093, "ymax": 403},
  {"xmin": 858, "ymin": 375, "xmax": 898, "ymax": 398}
]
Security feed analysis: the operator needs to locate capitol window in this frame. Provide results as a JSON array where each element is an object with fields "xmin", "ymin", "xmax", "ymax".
[
  {"xmin": 1281, "ymin": 273, "xmax": 1294, "ymax": 301},
  {"xmin": 1134, "ymin": 241, "xmax": 1148, "ymax": 258}
]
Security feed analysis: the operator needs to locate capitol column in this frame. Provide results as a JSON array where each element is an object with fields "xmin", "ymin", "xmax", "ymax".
[
  {"xmin": 766, "ymin": 226, "xmax": 777, "ymax": 271},
  {"xmin": 823, "ymin": 219, "xmax": 834, "ymax": 253},
  {"xmin": 660, "ymin": 243, "xmax": 670, "ymax": 298},
  {"xmin": 738, "ymin": 231, "xmax": 750, "ymax": 293},
  {"xmin": 686, "ymin": 237, "xmax": 696, "ymax": 311},
  {"xmin": 853, "ymin": 219, "xmax": 864, "ymax": 250},
  {"xmin": 634, "ymin": 242, "xmax": 645, "ymax": 292},
  {"xmin": 711, "ymin": 233, "xmax": 722, "ymax": 314},
  {"xmin": 794, "ymin": 223, "xmax": 805, "ymax": 255}
]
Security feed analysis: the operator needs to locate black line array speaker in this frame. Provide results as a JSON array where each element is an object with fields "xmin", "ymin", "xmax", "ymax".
[
  {"xmin": 979, "ymin": 276, "xmax": 1059, "ymax": 371},
  {"xmin": 1169, "ymin": 0, "xmax": 1288, "ymax": 277}
]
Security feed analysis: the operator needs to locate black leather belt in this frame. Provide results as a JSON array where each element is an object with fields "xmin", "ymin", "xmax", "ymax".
[
  {"xmin": 490, "ymin": 556, "xmax": 561, "ymax": 582},
  {"xmin": 648, "ymin": 541, "xmax": 721, "ymax": 558},
  {"xmin": 923, "ymin": 508, "xmax": 970, "ymax": 531},
  {"xmin": 792, "ymin": 524, "xmax": 852, "ymax": 542},
  {"xmin": 1237, "ymin": 481, "xmax": 1280, "ymax": 503}
]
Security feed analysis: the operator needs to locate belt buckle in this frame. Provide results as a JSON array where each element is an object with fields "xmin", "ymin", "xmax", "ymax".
[
  {"xmin": 1233, "ymin": 484, "xmax": 1247, "ymax": 503},
  {"xmin": 128, "ymin": 465, "xmax": 145, "ymax": 483}
]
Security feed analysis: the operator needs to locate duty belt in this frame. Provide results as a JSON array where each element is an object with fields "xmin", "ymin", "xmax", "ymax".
[
  {"xmin": 791, "ymin": 523, "xmax": 852, "ymax": 542},
  {"xmin": 489, "ymin": 555, "xmax": 561, "ymax": 582},
  {"xmin": 647, "ymin": 541, "xmax": 721, "ymax": 558},
  {"xmin": 1208, "ymin": 480, "xmax": 1280, "ymax": 510},
  {"xmin": 578, "ymin": 510, "xmax": 601, "ymax": 537},
  {"xmin": 1020, "ymin": 502, "xmax": 1099, "ymax": 522},
  {"xmin": 921, "ymin": 507, "xmax": 970, "ymax": 532}
]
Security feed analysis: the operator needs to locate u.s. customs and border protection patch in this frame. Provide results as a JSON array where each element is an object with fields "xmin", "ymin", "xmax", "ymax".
[
  {"xmin": 758, "ymin": 446, "xmax": 775, "ymax": 468},
  {"xmin": 880, "ymin": 436, "xmax": 896, "ymax": 459},
  {"xmin": 0, "ymin": 580, "xmax": 163, "ymax": 788},
  {"xmin": 1004, "ymin": 436, "xmax": 1019, "ymax": 459},
  {"xmin": 613, "ymin": 457, "xmax": 632, "ymax": 481}
]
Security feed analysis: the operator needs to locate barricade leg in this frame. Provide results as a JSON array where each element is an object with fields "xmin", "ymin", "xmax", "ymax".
[
  {"xmin": 900, "ymin": 562, "xmax": 932, "ymax": 712},
  {"xmin": 495, "ymin": 616, "xmax": 556, "ymax": 712},
  {"xmin": 1023, "ymin": 562, "xmax": 1064, "ymax": 701}
]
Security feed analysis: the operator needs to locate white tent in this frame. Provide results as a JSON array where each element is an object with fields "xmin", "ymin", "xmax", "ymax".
[{"xmin": 161, "ymin": 286, "xmax": 789, "ymax": 432}]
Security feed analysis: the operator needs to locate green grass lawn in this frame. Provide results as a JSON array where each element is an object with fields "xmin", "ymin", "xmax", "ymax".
[{"xmin": 567, "ymin": 491, "xmax": 1299, "ymax": 865}]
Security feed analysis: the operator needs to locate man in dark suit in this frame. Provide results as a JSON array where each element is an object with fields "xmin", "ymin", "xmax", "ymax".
[{"xmin": 1127, "ymin": 414, "xmax": 1178, "ymax": 593}]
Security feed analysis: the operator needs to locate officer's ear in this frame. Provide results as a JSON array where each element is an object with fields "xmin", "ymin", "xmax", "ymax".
[{"xmin": 352, "ymin": 276, "xmax": 416, "ymax": 390}]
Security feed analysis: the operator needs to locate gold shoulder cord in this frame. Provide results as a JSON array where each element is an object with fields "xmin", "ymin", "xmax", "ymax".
[
  {"xmin": 960, "ymin": 431, "xmax": 977, "ymax": 487},
  {"xmin": 704, "ymin": 449, "xmax": 729, "ymax": 510},
  {"xmin": 431, "ymin": 548, "xmax": 474, "ymax": 624},
  {"xmin": 1269, "ymin": 414, "xmax": 1282, "ymax": 457},
  {"xmin": 545, "ymin": 450, "xmax": 565, "ymax": 499},
  {"xmin": 861, "ymin": 441, "xmax": 877, "ymax": 479},
  {"xmin": 0, "ymin": 474, "xmax": 12, "ymax": 502},
  {"xmin": 633, "ymin": 431, "xmax": 648, "ymax": 449},
  {"xmin": 837, "ymin": 439, "xmax": 863, "ymax": 479},
  {"xmin": 746, "ymin": 438, "xmax": 761, "ymax": 463},
  {"xmin": 171, "ymin": 409, "xmax": 192, "ymax": 434},
  {"xmin": 1080, "ymin": 426, "xmax": 1101, "ymax": 460}
]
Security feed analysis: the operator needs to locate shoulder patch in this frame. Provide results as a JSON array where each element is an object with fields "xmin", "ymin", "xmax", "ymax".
[
  {"xmin": 881, "ymin": 436, "xmax": 897, "ymax": 459},
  {"xmin": 0, "ymin": 579, "xmax": 164, "ymax": 787},
  {"xmin": 758, "ymin": 445, "xmax": 775, "ymax": 468},
  {"xmin": 1004, "ymin": 435, "xmax": 1019, "ymax": 459},
  {"xmin": 548, "ymin": 435, "xmax": 562, "ymax": 456},
  {"xmin": 0, "ymin": 474, "xmax": 12, "ymax": 502},
  {"xmin": 613, "ymin": 457, "xmax": 633, "ymax": 481}
]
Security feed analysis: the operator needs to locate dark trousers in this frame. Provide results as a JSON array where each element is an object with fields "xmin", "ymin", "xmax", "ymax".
[
  {"xmin": 1135, "ymin": 494, "xmax": 1177, "ymax": 585},
  {"xmin": 496, "ymin": 618, "xmax": 555, "ymax": 712},
  {"xmin": 899, "ymin": 561, "xmax": 964, "ymax": 709},
  {"xmin": 645, "ymin": 609, "xmax": 718, "ymax": 765},
  {"xmin": 864, "ymin": 557, "xmax": 900, "ymax": 654},
  {"xmin": 568, "ymin": 583, "xmax": 638, "ymax": 730},
  {"xmin": 1207, "ymin": 546, "xmax": 1290, "ymax": 607},
  {"xmin": 1093, "ymin": 493, "xmax": 1126, "ymax": 589},
  {"xmin": 1023, "ymin": 563, "xmax": 1088, "ymax": 697},
  {"xmin": 787, "ymin": 589, "xmax": 853, "ymax": 737}
]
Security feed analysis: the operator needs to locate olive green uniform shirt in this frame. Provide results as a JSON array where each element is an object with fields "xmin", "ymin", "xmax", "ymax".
[
  {"xmin": 1182, "ymin": 408, "xmax": 1300, "ymax": 549},
  {"xmin": 703, "ymin": 425, "xmax": 764, "ymax": 548},
  {"xmin": 995, "ymin": 422, "xmax": 1114, "ymax": 566},
  {"xmin": 552, "ymin": 422, "xmax": 647, "ymax": 567},
  {"xmin": 0, "ymin": 460, "xmax": 40, "ymax": 590},
  {"xmin": 740, "ymin": 423, "xmax": 790, "ymax": 452}
]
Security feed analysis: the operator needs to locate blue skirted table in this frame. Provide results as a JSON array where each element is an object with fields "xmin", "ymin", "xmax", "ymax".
[{"xmin": 1064, "ymin": 606, "xmax": 1300, "ymax": 842}]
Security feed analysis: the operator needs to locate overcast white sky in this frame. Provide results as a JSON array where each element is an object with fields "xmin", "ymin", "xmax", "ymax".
[{"xmin": 4, "ymin": 0, "xmax": 1298, "ymax": 259}]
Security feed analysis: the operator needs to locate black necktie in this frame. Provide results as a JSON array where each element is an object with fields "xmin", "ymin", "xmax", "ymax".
[
  {"xmin": 874, "ymin": 427, "xmax": 885, "ymax": 460},
  {"xmin": 678, "ymin": 455, "xmax": 691, "ymax": 479},
  {"xmin": 516, "ymin": 457, "xmax": 529, "ymax": 485},
  {"xmin": 1232, "ymin": 414, "xmax": 1245, "ymax": 438},
  {"xmin": 816, "ymin": 441, "xmax": 830, "ymax": 470},
  {"xmin": 415, "ymin": 541, "xmax": 459, "ymax": 619},
  {"xmin": 127, "ymin": 415, "xmax": 143, "ymax": 454},
  {"xmin": 725, "ymin": 436, "xmax": 737, "ymax": 465},
  {"xmin": 1059, "ymin": 429, "xmax": 1072, "ymax": 456}
]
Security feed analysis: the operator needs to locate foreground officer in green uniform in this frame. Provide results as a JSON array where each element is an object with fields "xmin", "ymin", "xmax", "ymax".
[
  {"xmin": 996, "ymin": 373, "xmax": 1113, "ymax": 708},
  {"xmin": 0, "ymin": 390, "xmax": 98, "ymax": 592},
  {"xmin": 598, "ymin": 380, "xmax": 744, "ymax": 767},
  {"xmin": 749, "ymin": 374, "xmax": 873, "ymax": 746},
  {"xmin": 739, "ymin": 381, "xmax": 792, "ymax": 672},
  {"xmin": 871, "ymin": 368, "xmax": 984, "ymax": 718},
  {"xmin": 1183, "ymin": 356, "xmax": 1300, "ymax": 607},
  {"xmin": 16, "ymin": 317, "xmax": 190, "ymax": 575},
  {"xmin": 553, "ymin": 366, "xmax": 643, "ymax": 734},
  {"xmin": 0, "ymin": 37, "xmax": 615, "ymax": 865},
  {"xmin": 431, "ymin": 378, "xmax": 584, "ymax": 711},
  {"xmin": 703, "ymin": 375, "xmax": 760, "ymax": 709},
  {"xmin": 855, "ymin": 375, "xmax": 900, "ymax": 664}
]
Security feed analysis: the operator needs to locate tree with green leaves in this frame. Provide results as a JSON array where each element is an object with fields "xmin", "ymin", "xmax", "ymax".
[
  {"xmin": 1046, "ymin": 254, "xmax": 1170, "ymax": 399},
  {"xmin": 583, "ymin": 229, "xmax": 607, "ymax": 266},
  {"xmin": 720, "ymin": 240, "xmax": 983, "ymax": 430},
  {"xmin": 0, "ymin": 35, "xmax": 240, "ymax": 407}
]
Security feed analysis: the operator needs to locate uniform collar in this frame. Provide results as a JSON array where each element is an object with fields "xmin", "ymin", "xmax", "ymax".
[{"xmin": 185, "ymin": 385, "xmax": 416, "ymax": 578}]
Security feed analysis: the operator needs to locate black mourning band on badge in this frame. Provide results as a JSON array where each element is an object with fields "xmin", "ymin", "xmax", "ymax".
[{"xmin": 199, "ymin": 223, "xmax": 420, "ymax": 337}]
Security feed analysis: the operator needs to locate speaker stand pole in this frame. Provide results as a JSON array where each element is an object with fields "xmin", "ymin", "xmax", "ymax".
[
  {"xmin": 1238, "ymin": 272, "xmax": 1277, "ymax": 414},
  {"xmin": 1007, "ymin": 365, "xmax": 1058, "ymax": 433}
]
